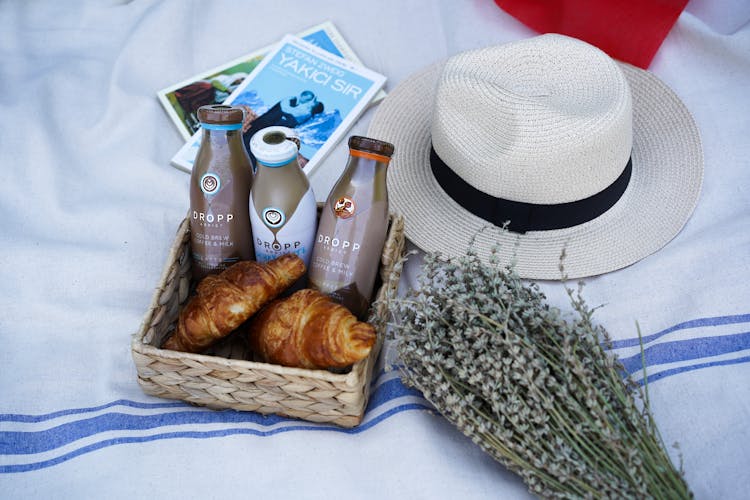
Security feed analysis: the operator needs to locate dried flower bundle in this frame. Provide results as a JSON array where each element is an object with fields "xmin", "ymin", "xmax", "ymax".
[{"xmin": 387, "ymin": 248, "xmax": 692, "ymax": 499}]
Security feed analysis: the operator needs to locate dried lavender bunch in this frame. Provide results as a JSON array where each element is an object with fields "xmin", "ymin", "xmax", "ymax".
[{"xmin": 387, "ymin": 247, "xmax": 692, "ymax": 499}]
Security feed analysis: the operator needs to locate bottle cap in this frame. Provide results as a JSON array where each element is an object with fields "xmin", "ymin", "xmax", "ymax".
[
  {"xmin": 349, "ymin": 136, "xmax": 395, "ymax": 158},
  {"xmin": 197, "ymin": 105, "xmax": 244, "ymax": 125},
  {"xmin": 250, "ymin": 126, "xmax": 300, "ymax": 167}
]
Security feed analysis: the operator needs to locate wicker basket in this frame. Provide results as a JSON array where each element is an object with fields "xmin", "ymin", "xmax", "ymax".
[{"xmin": 131, "ymin": 213, "xmax": 405, "ymax": 428}]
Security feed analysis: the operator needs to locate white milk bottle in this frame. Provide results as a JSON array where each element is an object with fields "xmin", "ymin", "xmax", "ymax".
[{"xmin": 249, "ymin": 127, "xmax": 317, "ymax": 269}]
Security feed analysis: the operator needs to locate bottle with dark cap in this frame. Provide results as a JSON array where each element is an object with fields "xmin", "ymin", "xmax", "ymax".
[
  {"xmin": 309, "ymin": 135, "xmax": 395, "ymax": 319},
  {"xmin": 189, "ymin": 104, "xmax": 254, "ymax": 281}
]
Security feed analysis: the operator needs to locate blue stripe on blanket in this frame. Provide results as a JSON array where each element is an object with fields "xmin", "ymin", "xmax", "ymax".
[
  {"xmin": 1, "ymin": 312, "xmax": 748, "ymax": 473},
  {"xmin": 637, "ymin": 355, "xmax": 750, "ymax": 385},
  {"xmin": 0, "ymin": 403, "xmax": 431, "ymax": 474},
  {"xmin": 0, "ymin": 378, "xmax": 421, "ymax": 456},
  {"xmin": 618, "ymin": 331, "xmax": 750, "ymax": 375},
  {"xmin": 0, "ymin": 400, "xmax": 186, "ymax": 423},
  {"xmin": 609, "ymin": 313, "xmax": 750, "ymax": 349}
]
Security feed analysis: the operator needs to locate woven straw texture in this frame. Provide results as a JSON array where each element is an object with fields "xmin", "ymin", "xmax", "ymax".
[
  {"xmin": 432, "ymin": 36, "xmax": 633, "ymax": 204},
  {"xmin": 367, "ymin": 34, "xmax": 703, "ymax": 280},
  {"xmin": 132, "ymin": 214, "xmax": 405, "ymax": 428}
]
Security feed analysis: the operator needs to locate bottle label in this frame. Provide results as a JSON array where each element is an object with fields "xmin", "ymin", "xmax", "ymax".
[
  {"xmin": 200, "ymin": 173, "xmax": 221, "ymax": 195},
  {"xmin": 192, "ymin": 210, "xmax": 234, "ymax": 224},
  {"xmin": 250, "ymin": 189, "xmax": 317, "ymax": 265},
  {"xmin": 333, "ymin": 196, "xmax": 356, "ymax": 219},
  {"xmin": 262, "ymin": 207, "xmax": 286, "ymax": 228},
  {"xmin": 308, "ymin": 200, "xmax": 389, "ymax": 318}
]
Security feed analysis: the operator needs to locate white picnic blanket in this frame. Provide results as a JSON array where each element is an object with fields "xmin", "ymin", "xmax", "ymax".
[{"xmin": 0, "ymin": 0, "xmax": 748, "ymax": 498}]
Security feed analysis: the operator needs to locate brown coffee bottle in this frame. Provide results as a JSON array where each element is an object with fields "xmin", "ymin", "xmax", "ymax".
[
  {"xmin": 189, "ymin": 105, "xmax": 254, "ymax": 281},
  {"xmin": 309, "ymin": 136, "xmax": 394, "ymax": 319}
]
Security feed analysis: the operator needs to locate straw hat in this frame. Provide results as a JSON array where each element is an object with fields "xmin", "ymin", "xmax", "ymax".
[{"xmin": 368, "ymin": 34, "xmax": 702, "ymax": 279}]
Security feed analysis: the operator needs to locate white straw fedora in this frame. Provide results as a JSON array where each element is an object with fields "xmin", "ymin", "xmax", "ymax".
[{"xmin": 368, "ymin": 34, "xmax": 702, "ymax": 279}]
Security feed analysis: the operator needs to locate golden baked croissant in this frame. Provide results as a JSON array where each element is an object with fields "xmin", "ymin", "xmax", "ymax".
[
  {"xmin": 163, "ymin": 254, "xmax": 306, "ymax": 353},
  {"xmin": 247, "ymin": 289, "xmax": 377, "ymax": 369}
]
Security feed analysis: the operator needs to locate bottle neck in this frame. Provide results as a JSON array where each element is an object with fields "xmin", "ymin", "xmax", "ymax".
[
  {"xmin": 256, "ymin": 155, "xmax": 298, "ymax": 168},
  {"xmin": 201, "ymin": 123, "xmax": 244, "ymax": 145},
  {"xmin": 256, "ymin": 157, "xmax": 308, "ymax": 183},
  {"xmin": 251, "ymin": 156, "xmax": 311, "ymax": 215},
  {"xmin": 345, "ymin": 150, "xmax": 390, "ymax": 186}
]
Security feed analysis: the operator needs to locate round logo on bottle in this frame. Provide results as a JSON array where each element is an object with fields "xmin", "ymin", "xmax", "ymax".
[
  {"xmin": 200, "ymin": 173, "xmax": 221, "ymax": 195},
  {"xmin": 262, "ymin": 207, "xmax": 286, "ymax": 228},
  {"xmin": 333, "ymin": 196, "xmax": 356, "ymax": 219}
]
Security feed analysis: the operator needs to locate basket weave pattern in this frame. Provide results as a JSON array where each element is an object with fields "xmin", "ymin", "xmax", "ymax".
[{"xmin": 132, "ymin": 214, "xmax": 405, "ymax": 428}]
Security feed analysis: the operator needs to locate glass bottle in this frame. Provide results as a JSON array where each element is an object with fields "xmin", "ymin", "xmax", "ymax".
[
  {"xmin": 249, "ymin": 126, "xmax": 317, "ymax": 267},
  {"xmin": 308, "ymin": 135, "xmax": 395, "ymax": 319},
  {"xmin": 189, "ymin": 104, "xmax": 254, "ymax": 281}
]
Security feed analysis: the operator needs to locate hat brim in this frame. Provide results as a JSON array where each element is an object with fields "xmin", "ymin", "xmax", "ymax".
[{"xmin": 367, "ymin": 60, "xmax": 703, "ymax": 279}]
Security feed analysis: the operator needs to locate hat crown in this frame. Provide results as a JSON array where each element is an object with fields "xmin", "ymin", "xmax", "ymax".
[{"xmin": 431, "ymin": 34, "xmax": 633, "ymax": 204}]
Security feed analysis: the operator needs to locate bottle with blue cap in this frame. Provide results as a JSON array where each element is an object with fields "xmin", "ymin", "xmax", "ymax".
[
  {"xmin": 249, "ymin": 126, "xmax": 317, "ymax": 268},
  {"xmin": 189, "ymin": 104, "xmax": 254, "ymax": 281}
]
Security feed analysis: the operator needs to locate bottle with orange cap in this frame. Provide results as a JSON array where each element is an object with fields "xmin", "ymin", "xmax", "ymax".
[{"xmin": 309, "ymin": 135, "xmax": 395, "ymax": 319}]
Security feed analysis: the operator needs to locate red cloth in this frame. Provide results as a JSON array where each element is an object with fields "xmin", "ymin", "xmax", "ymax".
[{"xmin": 494, "ymin": 0, "xmax": 689, "ymax": 68}]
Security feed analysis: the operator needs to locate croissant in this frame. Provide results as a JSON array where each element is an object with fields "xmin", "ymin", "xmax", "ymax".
[
  {"xmin": 247, "ymin": 289, "xmax": 377, "ymax": 369},
  {"xmin": 163, "ymin": 254, "xmax": 306, "ymax": 353}
]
